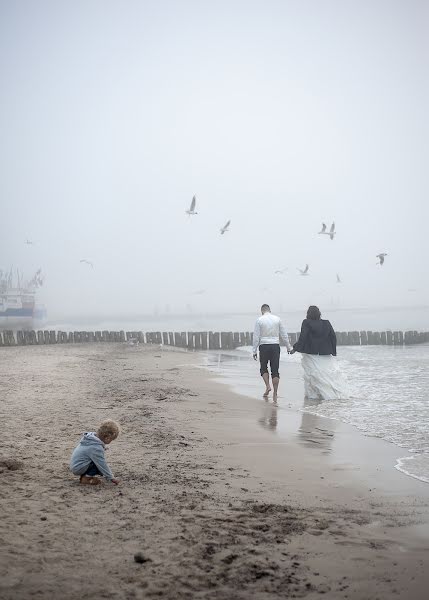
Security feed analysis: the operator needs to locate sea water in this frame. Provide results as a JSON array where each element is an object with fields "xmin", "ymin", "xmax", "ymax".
[
  {"xmin": 328, "ymin": 344, "xmax": 429, "ymax": 484},
  {"xmin": 204, "ymin": 344, "xmax": 429, "ymax": 485}
]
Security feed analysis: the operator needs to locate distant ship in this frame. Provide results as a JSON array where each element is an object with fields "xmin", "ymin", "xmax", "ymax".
[{"xmin": 0, "ymin": 268, "xmax": 45, "ymax": 329}]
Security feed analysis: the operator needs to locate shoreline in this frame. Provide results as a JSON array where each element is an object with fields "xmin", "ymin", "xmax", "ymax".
[
  {"xmin": 196, "ymin": 351, "xmax": 429, "ymax": 505},
  {"xmin": 201, "ymin": 347, "xmax": 429, "ymax": 489},
  {"xmin": 1, "ymin": 343, "xmax": 429, "ymax": 599}
]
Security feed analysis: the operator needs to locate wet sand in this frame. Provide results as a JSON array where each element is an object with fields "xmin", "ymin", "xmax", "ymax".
[{"xmin": 1, "ymin": 343, "xmax": 429, "ymax": 599}]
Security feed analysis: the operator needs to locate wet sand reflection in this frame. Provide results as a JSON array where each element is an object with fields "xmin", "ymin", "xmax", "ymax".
[
  {"xmin": 258, "ymin": 400, "xmax": 278, "ymax": 431},
  {"xmin": 298, "ymin": 398, "xmax": 336, "ymax": 454},
  {"xmin": 206, "ymin": 350, "xmax": 337, "ymax": 454}
]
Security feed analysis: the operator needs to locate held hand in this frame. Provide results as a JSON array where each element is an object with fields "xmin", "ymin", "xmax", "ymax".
[
  {"xmin": 253, "ymin": 352, "xmax": 258, "ymax": 361},
  {"xmin": 111, "ymin": 478, "xmax": 120, "ymax": 485}
]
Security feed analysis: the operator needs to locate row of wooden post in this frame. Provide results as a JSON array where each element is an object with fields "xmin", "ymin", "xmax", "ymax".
[{"xmin": 0, "ymin": 329, "xmax": 428, "ymax": 349}]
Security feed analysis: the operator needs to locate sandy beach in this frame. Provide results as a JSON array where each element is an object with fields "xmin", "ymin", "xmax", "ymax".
[{"xmin": 1, "ymin": 343, "xmax": 429, "ymax": 600}]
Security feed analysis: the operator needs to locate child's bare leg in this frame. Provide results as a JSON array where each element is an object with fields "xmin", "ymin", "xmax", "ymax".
[
  {"xmin": 80, "ymin": 475, "xmax": 102, "ymax": 485},
  {"xmin": 262, "ymin": 373, "xmax": 271, "ymax": 396}
]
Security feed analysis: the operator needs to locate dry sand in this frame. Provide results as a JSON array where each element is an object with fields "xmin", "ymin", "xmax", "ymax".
[{"xmin": 1, "ymin": 343, "xmax": 429, "ymax": 600}]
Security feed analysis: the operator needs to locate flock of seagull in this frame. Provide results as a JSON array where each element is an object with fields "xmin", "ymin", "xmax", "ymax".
[
  {"xmin": 24, "ymin": 196, "xmax": 388, "ymax": 279},
  {"xmin": 184, "ymin": 196, "xmax": 389, "ymax": 286}
]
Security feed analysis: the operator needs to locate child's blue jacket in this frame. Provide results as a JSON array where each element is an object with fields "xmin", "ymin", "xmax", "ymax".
[{"xmin": 70, "ymin": 432, "xmax": 114, "ymax": 480}]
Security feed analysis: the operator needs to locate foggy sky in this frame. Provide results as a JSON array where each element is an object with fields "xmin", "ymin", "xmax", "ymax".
[{"xmin": 1, "ymin": 0, "xmax": 428, "ymax": 319}]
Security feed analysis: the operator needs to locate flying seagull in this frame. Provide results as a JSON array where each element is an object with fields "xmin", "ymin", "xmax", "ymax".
[
  {"xmin": 80, "ymin": 259, "xmax": 94, "ymax": 268},
  {"xmin": 220, "ymin": 220, "xmax": 231, "ymax": 235},
  {"xmin": 298, "ymin": 264, "xmax": 309, "ymax": 276},
  {"xmin": 186, "ymin": 195, "xmax": 197, "ymax": 216},
  {"xmin": 336, "ymin": 273, "xmax": 341, "ymax": 283},
  {"xmin": 318, "ymin": 222, "xmax": 336, "ymax": 240},
  {"xmin": 376, "ymin": 253, "xmax": 387, "ymax": 266},
  {"xmin": 274, "ymin": 268, "xmax": 288, "ymax": 275}
]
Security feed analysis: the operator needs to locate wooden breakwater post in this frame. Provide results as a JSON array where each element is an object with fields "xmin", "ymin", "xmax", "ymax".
[
  {"xmin": 372, "ymin": 332, "xmax": 381, "ymax": 345},
  {"xmin": 2, "ymin": 330, "xmax": 16, "ymax": 345},
  {"xmin": 336, "ymin": 332, "xmax": 347, "ymax": 346},
  {"xmin": 194, "ymin": 333, "xmax": 202, "ymax": 350},
  {"xmin": 210, "ymin": 332, "xmax": 220, "ymax": 350},
  {"xmin": 187, "ymin": 332, "xmax": 194, "ymax": 350},
  {"xmin": 233, "ymin": 332, "xmax": 240, "ymax": 348},
  {"xmin": 393, "ymin": 331, "xmax": 403, "ymax": 346}
]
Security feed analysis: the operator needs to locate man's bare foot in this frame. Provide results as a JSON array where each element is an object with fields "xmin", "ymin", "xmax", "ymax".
[
  {"xmin": 273, "ymin": 392, "xmax": 278, "ymax": 403},
  {"xmin": 80, "ymin": 475, "xmax": 102, "ymax": 485},
  {"xmin": 263, "ymin": 387, "xmax": 271, "ymax": 397}
]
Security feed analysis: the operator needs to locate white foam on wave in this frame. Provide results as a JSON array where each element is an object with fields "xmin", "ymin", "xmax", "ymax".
[{"xmin": 395, "ymin": 454, "xmax": 429, "ymax": 485}]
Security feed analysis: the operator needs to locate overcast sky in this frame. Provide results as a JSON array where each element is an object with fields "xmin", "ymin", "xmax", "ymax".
[{"xmin": 1, "ymin": 0, "xmax": 428, "ymax": 318}]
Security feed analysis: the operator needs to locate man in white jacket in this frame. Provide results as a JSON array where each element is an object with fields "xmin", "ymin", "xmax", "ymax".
[{"xmin": 253, "ymin": 304, "xmax": 292, "ymax": 400}]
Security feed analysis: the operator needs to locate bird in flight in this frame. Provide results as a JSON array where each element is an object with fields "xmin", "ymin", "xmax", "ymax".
[
  {"xmin": 220, "ymin": 220, "xmax": 231, "ymax": 235},
  {"xmin": 376, "ymin": 253, "xmax": 387, "ymax": 266},
  {"xmin": 298, "ymin": 264, "xmax": 309, "ymax": 276},
  {"xmin": 80, "ymin": 259, "xmax": 94, "ymax": 268},
  {"xmin": 318, "ymin": 222, "xmax": 336, "ymax": 240},
  {"xmin": 274, "ymin": 268, "xmax": 288, "ymax": 275},
  {"xmin": 336, "ymin": 273, "xmax": 341, "ymax": 283},
  {"xmin": 186, "ymin": 195, "xmax": 198, "ymax": 216}
]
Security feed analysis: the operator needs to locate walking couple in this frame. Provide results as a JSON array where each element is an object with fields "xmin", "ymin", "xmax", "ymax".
[{"xmin": 253, "ymin": 304, "xmax": 345, "ymax": 402}]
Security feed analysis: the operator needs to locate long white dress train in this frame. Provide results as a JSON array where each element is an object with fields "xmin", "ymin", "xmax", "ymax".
[{"xmin": 301, "ymin": 353, "xmax": 348, "ymax": 400}]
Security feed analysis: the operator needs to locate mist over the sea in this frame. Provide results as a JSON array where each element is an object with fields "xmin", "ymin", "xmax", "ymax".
[{"xmin": 1, "ymin": 1, "xmax": 428, "ymax": 321}]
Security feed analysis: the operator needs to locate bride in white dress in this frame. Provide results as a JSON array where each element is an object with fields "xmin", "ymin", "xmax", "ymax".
[{"xmin": 290, "ymin": 306, "xmax": 347, "ymax": 400}]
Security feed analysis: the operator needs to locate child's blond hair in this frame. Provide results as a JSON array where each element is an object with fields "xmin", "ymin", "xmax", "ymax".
[{"xmin": 97, "ymin": 420, "xmax": 120, "ymax": 441}]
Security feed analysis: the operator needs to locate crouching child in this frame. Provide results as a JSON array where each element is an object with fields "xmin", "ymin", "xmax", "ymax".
[{"xmin": 70, "ymin": 420, "xmax": 120, "ymax": 485}]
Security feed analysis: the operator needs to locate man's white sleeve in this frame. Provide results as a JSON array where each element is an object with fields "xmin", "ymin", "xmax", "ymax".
[
  {"xmin": 279, "ymin": 321, "xmax": 292, "ymax": 351},
  {"xmin": 252, "ymin": 320, "xmax": 260, "ymax": 354}
]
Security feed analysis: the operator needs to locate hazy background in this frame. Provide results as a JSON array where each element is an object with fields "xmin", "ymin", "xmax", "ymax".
[{"xmin": 1, "ymin": 0, "xmax": 428, "ymax": 322}]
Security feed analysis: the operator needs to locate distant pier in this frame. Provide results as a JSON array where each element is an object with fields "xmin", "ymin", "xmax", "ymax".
[{"xmin": 0, "ymin": 329, "xmax": 428, "ymax": 348}]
